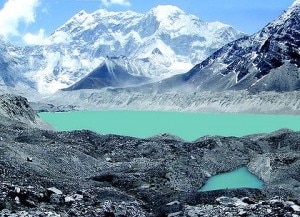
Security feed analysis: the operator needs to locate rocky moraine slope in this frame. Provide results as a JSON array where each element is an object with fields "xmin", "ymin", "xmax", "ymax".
[{"xmin": 0, "ymin": 94, "xmax": 299, "ymax": 216}]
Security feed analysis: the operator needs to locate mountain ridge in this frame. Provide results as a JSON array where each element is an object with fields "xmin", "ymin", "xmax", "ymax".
[{"xmin": 147, "ymin": 1, "xmax": 300, "ymax": 93}]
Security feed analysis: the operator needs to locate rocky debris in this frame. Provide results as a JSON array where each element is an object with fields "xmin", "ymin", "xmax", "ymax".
[
  {"xmin": 1, "ymin": 122, "xmax": 299, "ymax": 216},
  {"xmin": 183, "ymin": 196, "xmax": 300, "ymax": 217},
  {"xmin": 0, "ymin": 94, "xmax": 299, "ymax": 216},
  {"xmin": 0, "ymin": 182, "xmax": 147, "ymax": 216},
  {"xmin": 1, "ymin": 181, "xmax": 299, "ymax": 216}
]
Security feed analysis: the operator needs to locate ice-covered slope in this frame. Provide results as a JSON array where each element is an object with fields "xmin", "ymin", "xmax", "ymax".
[
  {"xmin": 1, "ymin": 5, "xmax": 242, "ymax": 95},
  {"xmin": 0, "ymin": 41, "xmax": 33, "ymax": 88},
  {"xmin": 153, "ymin": 1, "xmax": 300, "ymax": 92}
]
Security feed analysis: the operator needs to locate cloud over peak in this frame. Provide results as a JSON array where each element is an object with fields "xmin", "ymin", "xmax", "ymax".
[{"xmin": 0, "ymin": 0, "xmax": 40, "ymax": 39}]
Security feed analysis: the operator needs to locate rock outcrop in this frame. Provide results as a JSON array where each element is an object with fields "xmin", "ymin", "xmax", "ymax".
[{"xmin": 0, "ymin": 94, "xmax": 51, "ymax": 129}]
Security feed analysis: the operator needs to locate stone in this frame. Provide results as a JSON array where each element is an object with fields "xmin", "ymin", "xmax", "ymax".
[
  {"xmin": 168, "ymin": 211, "xmax": 183, "ymax": 217},
  {"xmin": 242, "ymin": 197, "xmax": 256, "ymax": 205},
  {"xmin": 73, "ymin": 194, "xmax": 83, "ymax": 201},
  {"xmin": 65, "ymin": 196, "xmax": 75, "ymax": 203},
  {"xmin": 271, "ymin": 200, "xmax": 285, "ymax": 208},
  {"xmin": 15, "ymin": 187, "xmax": 20, "ymax": 193},
  {"xmin": 15, "ymin": 196, "xmax": 20, "ymax": 204},
  {"xmin": 238, "ymin": 210, "xmax": 247, "ymax": 216},
  {"xmin": 291, "ymin": 205, "xmax": 300, "ymax": 212},
  {"xmin": 24, "ymin": 199, "xmax": 36, "ymax": 208},
  {"xmin": 47, "ymin": 187, "xmax": 63, "ymax": 195},
  {"xmin": 166, "ymin": 201, "xmax": 180, "ymax": 206},
  {"xmin": 216, "ymin": 197, "xmax": 246, "ymax": 207},
  {"xmin": 50, "ymin": 194, "xmax": 63, "ymax": 204},
  {"xmin": 186, "ymin": 207, "xmax": 206, "ymax": 217},
  {"xmin": 105, "ymin": 157, "xmax": 112, "ymax": 162}
]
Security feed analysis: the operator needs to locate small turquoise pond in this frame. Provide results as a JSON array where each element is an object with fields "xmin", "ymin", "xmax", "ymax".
[{"xmin": 199, "ymin": 167, "xmax": 264, "ymax": 192}]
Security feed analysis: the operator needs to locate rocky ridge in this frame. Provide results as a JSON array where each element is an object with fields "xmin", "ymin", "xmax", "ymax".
[{"xmin": 146, "ymin": 1, "xmax": 300, "ymax": 92}]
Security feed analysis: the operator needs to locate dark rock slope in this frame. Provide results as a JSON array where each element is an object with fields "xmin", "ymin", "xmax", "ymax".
[
  {"xmin": 0, "ymin": 94, "xmax": 299, "ymax": 216},
  {"xmin": 63, "ymin": 57, "xmax": 151, "ymax": 91}
]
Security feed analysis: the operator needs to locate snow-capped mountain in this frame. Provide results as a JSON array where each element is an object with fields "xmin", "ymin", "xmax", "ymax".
[
  {"xmin": 0, "ymin": 5, "xmax": 243, "ymax": 95},
  {"xmin": 153, "ymin": 1, "xmax": 300, "ymax": 92},
  {"xmin": 49, "ymin": 5, "xmax": 243, "ymax": 70}
]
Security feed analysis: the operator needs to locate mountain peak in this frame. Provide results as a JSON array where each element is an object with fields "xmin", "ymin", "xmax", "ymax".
[
  {"xmin": 78, "ymin": 10, "xmax": 87, "ymax": 15},
  {"xmin": 292, "ymin": 0, "xmax": 300, "ymax": 7},
  {"xmin": 72, "ymin": 9, "xmax": 88, "ymax": 20}
]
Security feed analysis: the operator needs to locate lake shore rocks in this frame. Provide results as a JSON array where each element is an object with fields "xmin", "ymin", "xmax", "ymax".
[{"xmin": 0, "ymin": 94, "xmax": 299, "ymax": 216}]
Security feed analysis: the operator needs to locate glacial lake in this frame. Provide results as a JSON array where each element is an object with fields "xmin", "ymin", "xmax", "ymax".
[
  {"xmin": 199, "ymin": 167, "xmax": 264, "ymax": 192},
  {"xmin": 39, "ymin": 110, "xmax": 300, "ymax": 141}
]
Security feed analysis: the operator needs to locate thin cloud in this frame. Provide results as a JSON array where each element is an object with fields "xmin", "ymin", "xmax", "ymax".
[
  {"xmin": 0, "ymin": 0, "xmax": 40, "ymax": 39},
  {"xmin": 101, "ymin": 0, "xmax": 130, "ymax": 7},
  {"xmin": 23, "ymin": 29, "xmax": 71, "ymax": 45},
  {"xmin": 23, "ymin": 28, "xmax": 48, "ymax": 45}
]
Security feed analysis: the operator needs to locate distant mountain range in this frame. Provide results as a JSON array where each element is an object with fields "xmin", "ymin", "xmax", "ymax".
[
  {"xmin": 142, "ymin": 0, "xmax": 300, "ymax": 93},
  {"xmin": 0, "ymin": 5, "xmax": 244, "ymax": 95}
]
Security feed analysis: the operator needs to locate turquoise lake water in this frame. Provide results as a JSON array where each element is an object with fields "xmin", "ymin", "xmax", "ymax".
[
  {"xmin": 39, "ymin": 110, "xmax": 300, "ymax": 141},
  {"xmin": 199, "ymin": 167, "xmax": 264, "ymax": 191}
]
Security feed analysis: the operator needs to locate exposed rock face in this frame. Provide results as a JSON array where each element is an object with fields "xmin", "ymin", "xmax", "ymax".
[
  {"xmin": 0, "ymin": 94, "xmax": 36, "ymax": 123},
  {"xmin": 0, "ymin": 94, "xmax": 51, "ymax": 129}
]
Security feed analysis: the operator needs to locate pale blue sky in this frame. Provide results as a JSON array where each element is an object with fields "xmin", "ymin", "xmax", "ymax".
[{"xmin": 0, "ymin": 0, "xmax": 295, "ymax": 45}]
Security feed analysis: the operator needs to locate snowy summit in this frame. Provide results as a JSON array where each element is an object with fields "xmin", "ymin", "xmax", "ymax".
[{"xmin": 0, "ymin": 5, "xmax": 244, "ymax": 95}]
